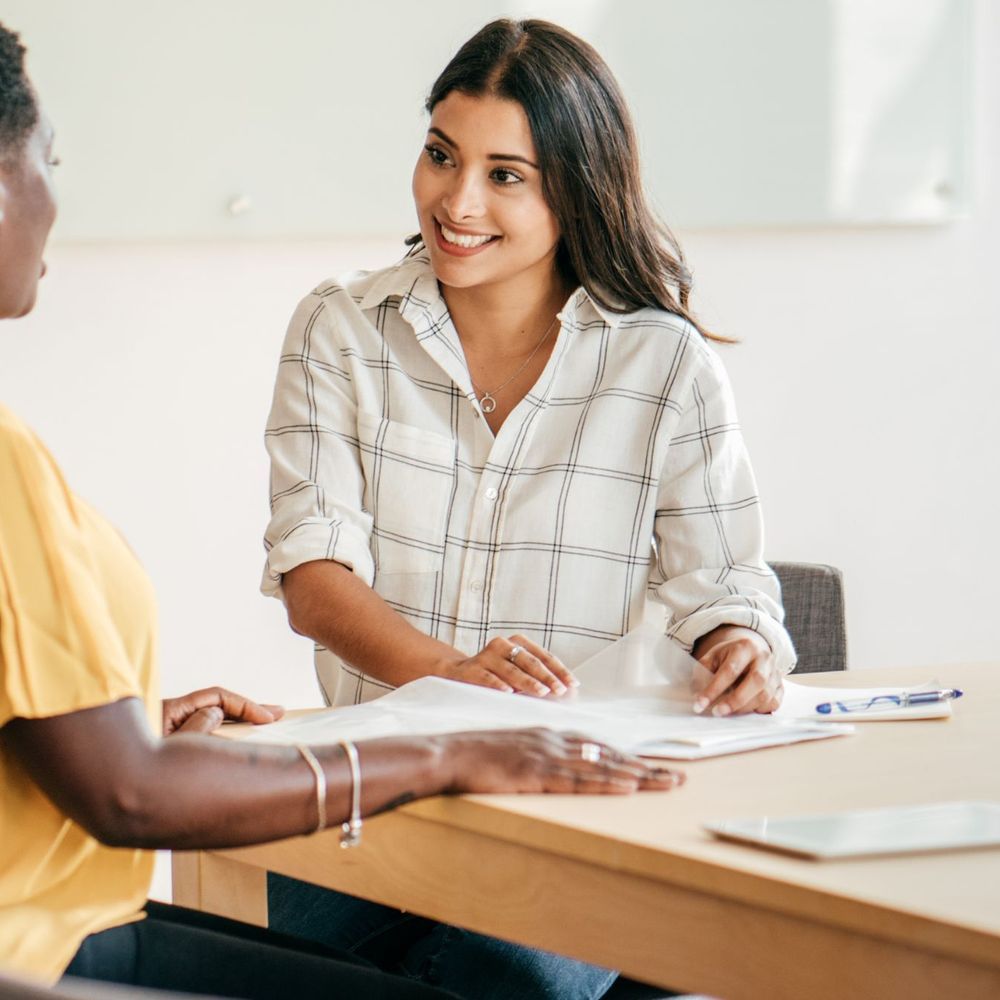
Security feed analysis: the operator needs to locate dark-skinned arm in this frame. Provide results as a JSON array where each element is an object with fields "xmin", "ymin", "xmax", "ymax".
[
  {"xmin": 1, "ymin": 697, "xmax": 682, "ymax": 852},
  {"xmin": 1, "ymin": 697, "xmax": 446, "ymax": 850}
]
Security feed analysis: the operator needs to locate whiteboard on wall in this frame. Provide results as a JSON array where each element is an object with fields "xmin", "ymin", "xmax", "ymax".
[
  {"xmin": 12, "ymin": 0, "xmax": 498, "ymax": 242},
  {"xmin": 581, "ymin": 0, "xmax": 973, "ymax": 227},
  {"xmin": 7, "ymin": 0, "xmax": 973, "ymax": 242}
]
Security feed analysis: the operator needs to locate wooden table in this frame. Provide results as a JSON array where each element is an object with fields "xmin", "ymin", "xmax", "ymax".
[{"xmin": 173, "ymin": 664, "xmax": 1000, "ymax": 999}]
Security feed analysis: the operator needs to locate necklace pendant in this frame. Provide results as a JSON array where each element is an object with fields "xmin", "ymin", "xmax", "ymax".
[{"xmin": 480, "ymin": 393, "xmax": 497, "ymax": 414}]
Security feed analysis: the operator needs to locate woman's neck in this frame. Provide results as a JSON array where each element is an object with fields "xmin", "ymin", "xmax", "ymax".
[{"xmin": 443, "ymin": 269, "xmax": 574, "ymax": 358}]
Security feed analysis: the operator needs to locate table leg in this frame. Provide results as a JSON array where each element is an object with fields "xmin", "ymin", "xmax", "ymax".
[{"xmin": 171, "ymin": 851, "xmax": 268, "ymax": 927}]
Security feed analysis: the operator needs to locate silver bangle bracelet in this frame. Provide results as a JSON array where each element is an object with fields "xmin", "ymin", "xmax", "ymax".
[
  {"xmin": 296, "ymin": 744, "xmax": 327, "ymax": 834},
  {"xmin": 339, "ymin": 739, "xmax": 363, "ymax": 848}
]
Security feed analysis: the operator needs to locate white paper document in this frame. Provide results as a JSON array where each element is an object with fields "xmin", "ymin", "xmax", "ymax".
[
  {"xmin": 245, "ymin": 675, "xmax": 852, "ymax": 759},
  {"xmin": 246, "ymin": 626, "xmax": 853, "ymax": 759}
]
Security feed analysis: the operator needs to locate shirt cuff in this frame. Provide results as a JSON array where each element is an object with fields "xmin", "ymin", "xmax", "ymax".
[
  {"xmin": 262, "ymin": 517, "xmax": 375, "ymax": 599},
  {"xmin": 667, "ymin": 606, "xmax": 798, "ymax": 675}
]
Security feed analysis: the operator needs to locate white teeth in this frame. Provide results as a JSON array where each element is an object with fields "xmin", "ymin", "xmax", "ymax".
[{"xmin": 440, "ymin": 224, "xmax": 495, "ymax": 248}]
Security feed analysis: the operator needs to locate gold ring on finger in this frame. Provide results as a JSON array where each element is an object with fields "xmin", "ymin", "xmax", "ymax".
[{"xmin": 508, "ymin": 645, "xmax": 524, "ymax": 663}]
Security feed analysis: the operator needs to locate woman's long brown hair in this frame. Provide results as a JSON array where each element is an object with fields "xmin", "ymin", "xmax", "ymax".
[{"xmin": 410, "ymin": 18, "xmax": 723, "ymax": 342}]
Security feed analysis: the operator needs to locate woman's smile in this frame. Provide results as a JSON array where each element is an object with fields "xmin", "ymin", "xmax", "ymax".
[{"xmin": 435, "ymin": 219, "xmax": 500, "ymax": 255}]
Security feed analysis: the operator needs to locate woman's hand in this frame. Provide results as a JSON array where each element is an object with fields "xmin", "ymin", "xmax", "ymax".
[
  {"xmin": 162, "ymin": 687, "xmax": 285, "ymax": 736},
  {"xmin": 692, "ymin": 625, "xmax": 783, "ymax": 716},
  {"xmin": 438, "ymin": 635, "xmax": 578, "ymax": 698},
  {"xmin": 439, "ymin": 729, "xmax": 684, "ymax": 795}
]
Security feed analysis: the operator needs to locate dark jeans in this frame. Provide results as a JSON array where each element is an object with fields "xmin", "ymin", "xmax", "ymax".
[
  {"xmin": 267, "ymin": 874, "xmax": 618, "ymax": 1000},
  {"xmin": 63, "ymin": 900, "xmax": 458, "ymax": 999}
]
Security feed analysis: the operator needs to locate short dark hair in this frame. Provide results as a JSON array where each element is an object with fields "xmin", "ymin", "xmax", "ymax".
[
  {"xmin": 413, "ymin": 19, "xmax": 721, "ymax": 342},
  {"xmin": 0, "ymin": 22, "xmax": 38, "ymax": 162}
]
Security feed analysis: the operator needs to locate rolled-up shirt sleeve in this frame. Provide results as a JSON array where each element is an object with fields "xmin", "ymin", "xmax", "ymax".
[
  {"xmin": 262, "ymin": 291, "xmax": 375, "ymax": 599},
  {"xmin": 651, "ymin": 347, "xmax": 797, "ymax": 674}
]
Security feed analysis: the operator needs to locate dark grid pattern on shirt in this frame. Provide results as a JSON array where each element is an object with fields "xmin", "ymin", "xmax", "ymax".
[{"xmin": 263, "ymin": 254, "xmax": 793, "ymax": 705}]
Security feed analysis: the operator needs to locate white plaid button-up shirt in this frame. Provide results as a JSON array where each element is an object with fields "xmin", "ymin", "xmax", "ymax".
[{"xmin": 263, "ymin": 251, "xmax": 795, "ymax": 705}]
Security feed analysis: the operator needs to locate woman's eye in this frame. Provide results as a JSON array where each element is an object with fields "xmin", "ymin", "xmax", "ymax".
[
  {"xmin": 424, "ymin": 144, "xmax": 451, "ymax": 167},
  {"xmin": 491, "ymin": 167, "xmax": 524, "ymax": 185}
]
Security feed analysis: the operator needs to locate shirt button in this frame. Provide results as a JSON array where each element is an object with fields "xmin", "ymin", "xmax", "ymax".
[
  {"xmin": 470, "ymin": 580, "xmax": 484, "ymax": 593},
  {"xmin": 484, "ymin": 487, "xmax": 499, "ymax": 501}
]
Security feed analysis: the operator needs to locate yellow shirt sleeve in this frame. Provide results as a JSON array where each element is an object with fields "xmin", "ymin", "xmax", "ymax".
[{"xmin": 0, "ymin": 409, "xmax": 142, "ymax": 725}]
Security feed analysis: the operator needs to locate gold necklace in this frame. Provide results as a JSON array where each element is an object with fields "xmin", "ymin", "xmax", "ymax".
[{"xmin": 470, "ymin": 315, "xmax": 559, "ymax": 414}]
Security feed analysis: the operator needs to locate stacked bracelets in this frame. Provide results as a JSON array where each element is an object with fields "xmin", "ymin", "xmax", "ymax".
[
  {"xmin": 338, "ymin": 740, "xmax": 363, "ymax": 848},
  {"xmin": 295, "ymin": 741, "xmax": 362, "ymax": 848}
]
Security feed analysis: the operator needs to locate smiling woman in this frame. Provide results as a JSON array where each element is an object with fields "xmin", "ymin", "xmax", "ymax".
[{"xmin": 263, "ymin": 15, "xmax": 794, "ymax": 1000}]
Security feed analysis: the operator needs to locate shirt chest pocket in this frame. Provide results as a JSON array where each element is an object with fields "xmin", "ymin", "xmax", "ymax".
[{"xmin": 356, "ymin": 410, "xmax": 456, "ymax": 574}]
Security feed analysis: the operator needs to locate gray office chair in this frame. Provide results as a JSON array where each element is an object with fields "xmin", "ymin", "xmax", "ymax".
[
  {"xmin": 770, "ymin": 561, "xmax": 847, "ymax": 674},
  {"xmin": 604, "ymin": 561, "xmax": 847, "ymax": 1000}
]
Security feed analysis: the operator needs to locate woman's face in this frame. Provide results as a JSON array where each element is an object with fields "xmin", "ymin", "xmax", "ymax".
[
  {"xmin": 0, "ymin": 110, "xmax": 58, "ymax": 319},
  {"xmin": 412, "ymin": 91, "xmax": 561, "ymax": 297}
]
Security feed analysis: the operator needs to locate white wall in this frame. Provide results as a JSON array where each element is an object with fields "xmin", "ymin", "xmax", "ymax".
[
  {"xmin": 2, "ymin": 1, "xmax": 997, "ymax": 720},
  {"xmin": 3, "ymin": 239, "xmax": 402, "ymax": 709}
]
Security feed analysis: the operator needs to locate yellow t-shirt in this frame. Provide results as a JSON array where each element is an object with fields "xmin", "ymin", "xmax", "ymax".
[{"xmin": 0, "ymin": 406, "xmax": 159, "ymax": 983}]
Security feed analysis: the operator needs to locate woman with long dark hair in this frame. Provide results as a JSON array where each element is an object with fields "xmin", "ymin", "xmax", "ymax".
[
  {"xmin": 267, "ymin": 17, "xmax": 793, "ymax": 742},
  {"xmin": 0, "ymin": 20, "xmax": 683, "ymax": 1000},
  {"xmin": 263, "ymin": 16, "xmax": 794, "ymax": 1000}
]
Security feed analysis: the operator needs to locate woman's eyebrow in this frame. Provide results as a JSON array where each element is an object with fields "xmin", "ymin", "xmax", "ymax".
[
  {"xmin": 488, "ymin": 152, "xmax": 538, "ymax": 169},
  {"xmin": 428, "ymin": 126, "xmax": 458, "ymax": 148},
  {"xmin": 427, "ymin": 126, "xmax": 538, "ymax": 169}
]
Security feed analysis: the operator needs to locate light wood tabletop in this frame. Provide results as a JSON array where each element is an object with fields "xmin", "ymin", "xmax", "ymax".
[{"xmin": 172, "ymin": 663, "xmax": 1000, "ymax": 999}]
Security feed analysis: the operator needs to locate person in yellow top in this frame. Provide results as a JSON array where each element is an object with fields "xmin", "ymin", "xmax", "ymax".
[
  {"xmin": 0, "ymin": 22, "xmax": 683, "ymax": 999},
  {"xmin": 0, "ymin": 404, "xmax": 160, "ymax": 979}
]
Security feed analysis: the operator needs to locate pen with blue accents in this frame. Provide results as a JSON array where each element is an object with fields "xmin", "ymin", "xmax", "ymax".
[{"xmin": 815, "ymin": 688, "xmax": 964, "ymax": 715}]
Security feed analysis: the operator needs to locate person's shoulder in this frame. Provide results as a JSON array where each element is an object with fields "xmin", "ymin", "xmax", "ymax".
[
  {"xmin": 0, "ymin": 406, "xmax": 68, "ymax": 510},
  {"xmin": 619, "ymin": 304, "xmax": 708, "ymax": 346},
  {"xmin": 0, "ymin": 402, "xmax": 27, "ymax": 432},
  {"xmin": 591, "ymin": 298, "xmax": 716, "ymax": 367},
  {"xmin": 0, "ymin": 404, "xmax": 44, "ymax": 454},
  {"xmin": 591, "ymin": 301, "xmax": 737, "ymax": 405},
  {"xmin": 305, "ymin": 250, "xmax": 432, "ymax": 313}
]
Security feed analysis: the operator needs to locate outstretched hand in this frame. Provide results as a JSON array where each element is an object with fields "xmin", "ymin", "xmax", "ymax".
[
  {"xmin": 440, "ymin": 729, "xmax": 685, "ymax": 795},
  {"xmin": 162, "ymin": 687, "xmax": 285, "ymax": 736}
]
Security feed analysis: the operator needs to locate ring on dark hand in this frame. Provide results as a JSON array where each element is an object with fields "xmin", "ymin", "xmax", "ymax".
[
  {"xmin": 580, "ymin": 742, "xmax": 602, "ymax": 763},
  {"xmin": 508, "ymin": 645, "xmax": 524, "ymax": 663}
]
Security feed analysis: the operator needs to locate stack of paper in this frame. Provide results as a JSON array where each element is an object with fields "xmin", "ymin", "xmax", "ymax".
[
  {"xmin": 244, "ymin": 675, "xmax": 852, "ymax": 760},
  {"xmin": 243, "ymin": 626, "xmax": 953, "ymax": 759}
]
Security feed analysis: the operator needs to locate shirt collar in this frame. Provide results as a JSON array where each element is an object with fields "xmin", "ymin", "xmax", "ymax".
[
  {"xmin": 359, "ymin": 249, "xmax": 626, "ymax": 332},
  {"xmin": 358, "ymin": 250, "xmax": 441, "ymax": 316},
  {"xmin": 562, "ymin": 285, "xmax": 625, "ymax": 330}
]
